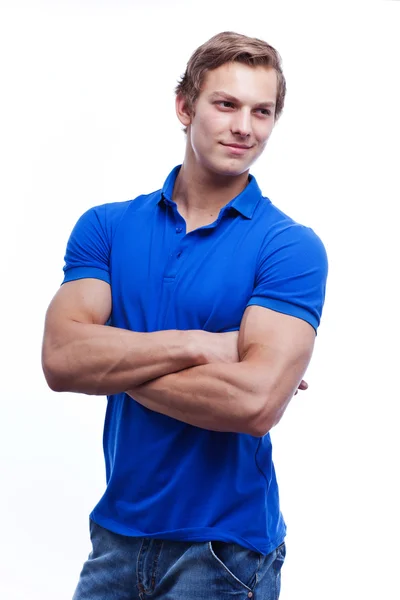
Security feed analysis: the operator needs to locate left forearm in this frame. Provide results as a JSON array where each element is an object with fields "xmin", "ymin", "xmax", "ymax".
[
  {"xmin": 126, "ymin": 362, "xmax": 260, "ymax": 434},
  {"xmin": 127, "ymin": 307, "xmax": 316, "ymax": 435}
]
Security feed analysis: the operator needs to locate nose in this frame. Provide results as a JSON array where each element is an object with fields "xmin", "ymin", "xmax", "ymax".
[{"xmin": 231, "ymin": 108, "xmax": 252, "ymax": 138}]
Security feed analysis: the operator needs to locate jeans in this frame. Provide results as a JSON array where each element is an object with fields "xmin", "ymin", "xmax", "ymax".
[{"xmin": 72, "ymin": 519, "xmax": 286, "ymax": 600}]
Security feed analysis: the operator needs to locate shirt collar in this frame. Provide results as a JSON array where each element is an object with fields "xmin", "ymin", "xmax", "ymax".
[{"xmin": 159, "ymin": 165, "xmax": 264, "ymax": 220}]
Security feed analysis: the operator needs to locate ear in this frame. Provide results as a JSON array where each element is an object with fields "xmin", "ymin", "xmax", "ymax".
[{"xmin": 175, "ymin": 93, "xmax": 192, "ymax": 128}]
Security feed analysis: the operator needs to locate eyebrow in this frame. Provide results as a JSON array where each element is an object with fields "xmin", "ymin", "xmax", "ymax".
[{"xmin": 209, "ymin": 91, "xmax": 276, "ymax": 108}]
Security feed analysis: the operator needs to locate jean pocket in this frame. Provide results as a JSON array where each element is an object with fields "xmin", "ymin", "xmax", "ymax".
[
  {"xmin": 273, "ymin": 541, "xmax": 286, "ymax": 573},
  {"xmin": 208, "ymin": 541, "xmax": 262, "ymax": 591}
]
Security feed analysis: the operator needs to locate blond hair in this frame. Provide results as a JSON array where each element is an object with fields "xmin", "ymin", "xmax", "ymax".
[{"xmin": 176, "ymin": 31, "xmax": 286, "ymax": 120}]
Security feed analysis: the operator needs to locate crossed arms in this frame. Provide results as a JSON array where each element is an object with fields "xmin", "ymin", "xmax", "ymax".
[{"xmin": 42, "ymin": 278, "xmax": 315, "ymax": 437}]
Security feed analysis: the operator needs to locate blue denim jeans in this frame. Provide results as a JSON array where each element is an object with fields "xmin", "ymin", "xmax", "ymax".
[{"xmin": 72, "ymin": 519, "xmax": 286, "ymax": 600}]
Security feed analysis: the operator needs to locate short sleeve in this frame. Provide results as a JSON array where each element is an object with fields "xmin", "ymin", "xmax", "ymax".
[
  {"xmin": 247, "ymin": 225, "xmax": 328, "ymax": 332},
  {"xmin": 62, "ymin": 204, "xmax": 111, "ymax": 285}
]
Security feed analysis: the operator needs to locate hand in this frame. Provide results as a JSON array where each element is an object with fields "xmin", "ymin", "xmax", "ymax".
[
  {"xmin": 294, "ymin": 379, "xmax": 308, "ymax": 395},
  {"xmin": 198, "ymin": 330, "xmax": 240, "ymax": 365}
]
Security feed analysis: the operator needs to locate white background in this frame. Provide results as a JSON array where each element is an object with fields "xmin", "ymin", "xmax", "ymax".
[{"xmin": 1, "ymin": 1, "xmax": 399, "ymax": 599}]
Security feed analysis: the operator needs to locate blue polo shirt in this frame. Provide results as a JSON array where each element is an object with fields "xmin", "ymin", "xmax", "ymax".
[{"xmin": 63, "ymin": 165, "xmax": 328, "ymax": 555}]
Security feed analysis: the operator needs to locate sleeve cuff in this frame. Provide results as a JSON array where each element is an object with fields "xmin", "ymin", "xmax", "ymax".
[{"xmin": 62, "ymin": 266, "xmax": 111, "ymax": 285}]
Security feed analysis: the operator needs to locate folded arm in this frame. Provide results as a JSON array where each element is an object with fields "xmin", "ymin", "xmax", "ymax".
[
  {"xmin": 41, "ymin": 278, "xmax": 237, "ymax": 395},
  {"xmin": 127, "ymin": 305, "xmax": 316, "ymax": 437}
]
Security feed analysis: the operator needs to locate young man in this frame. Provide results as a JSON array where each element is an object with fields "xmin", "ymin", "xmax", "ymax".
[{"xmin": 42, "ymin": 31, "xmax": 328, "ymax": 600}]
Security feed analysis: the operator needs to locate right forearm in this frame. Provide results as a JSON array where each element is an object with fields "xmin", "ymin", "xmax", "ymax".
[{"xmin": 42, "ymin": 322, "xmax": 204, "ymax": 395}]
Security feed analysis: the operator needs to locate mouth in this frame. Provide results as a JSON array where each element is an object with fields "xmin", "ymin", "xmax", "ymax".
[
  {"xmin": 221, "ymin": 142, "xmax": 252, "ymax": 149},
  {"xmin": 220, "ymin": 142, "xmax": 253, "ymax": 154}
]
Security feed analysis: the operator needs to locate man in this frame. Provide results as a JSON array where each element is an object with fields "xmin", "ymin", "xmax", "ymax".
[{"xmin": 42, "ymin": 31, "xmax": 328, "ymax": 600}]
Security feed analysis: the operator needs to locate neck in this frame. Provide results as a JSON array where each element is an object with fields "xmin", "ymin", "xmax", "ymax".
[{"xmin": 172, "ymin": 149, "xmax": 249, "ymax": 220}]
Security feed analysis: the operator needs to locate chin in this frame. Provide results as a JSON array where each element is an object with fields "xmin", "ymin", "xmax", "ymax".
[{"xmin": 205, "ymin": 158, "xmax": 252, "ymax": 178}]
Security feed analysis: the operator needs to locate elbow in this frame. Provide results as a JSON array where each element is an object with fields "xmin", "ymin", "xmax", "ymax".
[
  {"xmin": 247, "ymin": 415, "xmax": 274, "ymax": 438},
  {"xmin": 244, "ymin": 392, "xmax": 278, "ymax": 438},
  {"xmin": 44, "ymin": 374, "xmax": 68, "ymax": 393},
  {"xmin": 42, "ymin": 348, "xmax": 70, "ymax": 392},
  {"xmin": 249, "ymin": 419, "xmax": 274, "ymax": 438}
]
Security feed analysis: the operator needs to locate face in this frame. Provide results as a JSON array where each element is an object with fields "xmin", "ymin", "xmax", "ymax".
[{"xmin": 177, "ymin": 62, "xmax": 278, "ymax": 177}]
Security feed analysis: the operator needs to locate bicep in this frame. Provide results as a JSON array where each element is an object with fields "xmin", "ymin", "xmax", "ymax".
[
  {"xmin": 44, "ymin": 279, "xmax": 112, "ymax": 344},
  {"xmin": 238, "ymin": 305, "xmax": 316, "ymax": 428},
  {"xmin": 239, "ymin": 305, "xmax": 315, "ymax": 362}
]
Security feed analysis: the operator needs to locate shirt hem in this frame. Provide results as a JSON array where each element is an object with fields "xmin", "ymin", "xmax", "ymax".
[{"xmin": 89, "ymin": 509, "xmax": 286, "ymax": 556}]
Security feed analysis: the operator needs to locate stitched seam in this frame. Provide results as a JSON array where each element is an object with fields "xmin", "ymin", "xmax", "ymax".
[
  {"xmin": 147, "ymin": 540, "xmax": 164, "ymax": 595},
  {"xmin": 208, "ymin": 541, "xmax": 252, "ymax": 591},
  {"xmin": 136, "ymin": 538, "xmax": 147, "ymax": 598},
  {"xmin": 254, "ymin": 438, "xmax": 271, "ymax": 489}
]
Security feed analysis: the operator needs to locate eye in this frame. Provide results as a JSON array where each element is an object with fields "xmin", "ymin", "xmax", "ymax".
[
  {"xmin": 217, "ymin": 101, "xmax": 235, "ymax": 109},
  {"xmin": 255, "ymin": 108, "xmax": 272, "ymax": 117}
]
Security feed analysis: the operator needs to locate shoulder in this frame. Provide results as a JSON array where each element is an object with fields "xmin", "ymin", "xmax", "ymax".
[
  {"xmin": 255, "ymin": 197, "xmax": 328, "ymax": 271},
  {"xmin": 72, "ymin": 189, "xmax": 162, "ymax": 241},
  {"xmin": 250, "ymin": 199, "xmax": 328, "ymax": 329}
]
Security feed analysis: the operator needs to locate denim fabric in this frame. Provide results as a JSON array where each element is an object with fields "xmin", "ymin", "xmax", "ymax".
[{"xmin": 72, "ymin": 519, "xmax": 286, "ymax": 600}]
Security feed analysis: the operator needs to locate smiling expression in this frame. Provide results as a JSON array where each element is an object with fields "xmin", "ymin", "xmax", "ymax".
[{"xmin": 177, "ymin": 62, "xmax": 278, "ymax": 177}]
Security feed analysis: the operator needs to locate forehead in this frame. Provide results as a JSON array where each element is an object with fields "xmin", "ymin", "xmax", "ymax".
[{"xmin": 200, "ymin": 62, "xmax": 277, "ymax": 103}]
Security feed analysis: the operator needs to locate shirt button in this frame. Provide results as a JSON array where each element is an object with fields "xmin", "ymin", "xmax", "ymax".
[
  {"xmin": 247, "ymin": 593, "xmax": 253, "ymax": 599},
  {"xmin": 176, "ymin": 227, "xmax": 183, "ymax": 233}
]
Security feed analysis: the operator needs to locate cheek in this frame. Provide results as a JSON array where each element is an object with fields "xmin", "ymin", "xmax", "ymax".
[
  {"xmin": 255, "ymin": 122, "xmax": 274, "ymax": 145},
  {"xmin": 194, "ymin": 111, "xmax": 227, "ymax": 139}
]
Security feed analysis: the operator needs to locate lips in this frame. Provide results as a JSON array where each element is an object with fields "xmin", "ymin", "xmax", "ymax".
[
  {"xmin": 221, "ymin": 143, "xmax": 252, "ymax": 149},
  {"xmin": 220, "ymin": 142, "xmax": 253, "ymax": 156}
]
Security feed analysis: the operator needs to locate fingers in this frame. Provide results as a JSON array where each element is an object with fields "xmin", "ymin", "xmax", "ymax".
[{"xmin": 295, "ymin": 380, "xmax": 308, "ymax": 395}]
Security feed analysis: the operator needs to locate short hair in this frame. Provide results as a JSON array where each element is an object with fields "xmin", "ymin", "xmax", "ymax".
[{"xmin": 176, "ymin": 31, "xmax": 286, "ymax": 121}]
